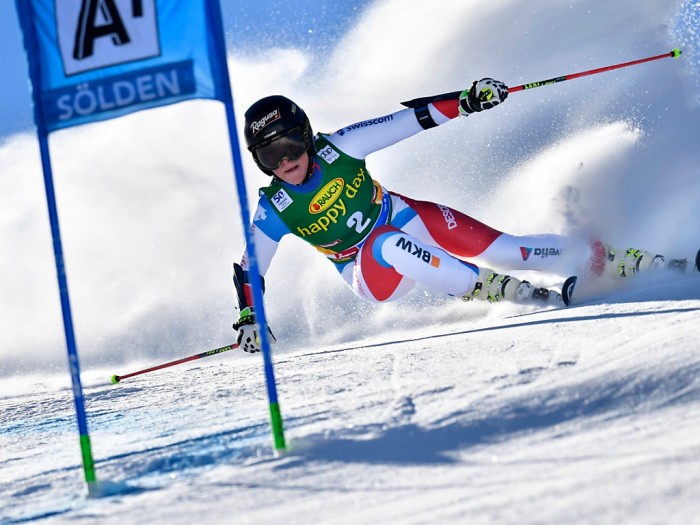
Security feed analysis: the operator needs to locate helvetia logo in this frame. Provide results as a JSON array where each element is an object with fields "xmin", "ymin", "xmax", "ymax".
[{"xmin": 520, "ymin": 246, "xmax": 562, "ymax": 260}]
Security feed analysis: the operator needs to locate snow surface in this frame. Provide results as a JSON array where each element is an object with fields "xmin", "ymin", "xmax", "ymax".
[{"xmin": 2, "ymin": 0, "xmax": 700, "ymax": 523}]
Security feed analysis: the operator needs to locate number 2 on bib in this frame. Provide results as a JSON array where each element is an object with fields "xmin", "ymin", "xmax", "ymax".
[{"xmin": 347, "ymin": 212, "xmax": 370, "ymax": 234}]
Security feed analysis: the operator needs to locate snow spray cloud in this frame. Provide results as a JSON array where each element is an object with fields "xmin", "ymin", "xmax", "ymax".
[
  {"xmin": 256, "ymin": 0, "xmax": 700, "ymax": 346},
  {"xmin": 1, "ymin": 0, "xmax": 698, "ymax": 378},
  {"xmin": 673, "ymin": 0, "xmax": 700, "ymax": 106},
  {"xmin": 0, "ymin": 104, "xmax": 246, "ymax": 376}
]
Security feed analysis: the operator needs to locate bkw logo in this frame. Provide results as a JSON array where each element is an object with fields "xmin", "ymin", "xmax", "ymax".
[{"xmin": 57, "ymin": 0, "xmax": 160, "ymax": 75}]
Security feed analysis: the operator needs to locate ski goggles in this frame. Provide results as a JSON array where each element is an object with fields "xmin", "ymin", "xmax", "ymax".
[{"xmin": 253, "ymin": 128, "xmax": 308, "ymax": 171}]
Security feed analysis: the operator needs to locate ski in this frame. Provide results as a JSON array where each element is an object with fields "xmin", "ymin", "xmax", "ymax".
[
  {"xmin": 661, "ymin": 247, "xmax": 700, "ymax": 274},
  {"xmin": 558, "ymin": 248, "xmax": 698, "ymax": 308},
  {"xmin": 561, "ymin": 275, "xmax": 578, "ymax": 307},
  {"xmin": 523, "ymin": 276, "xmax": 577, "ymax": 307}
]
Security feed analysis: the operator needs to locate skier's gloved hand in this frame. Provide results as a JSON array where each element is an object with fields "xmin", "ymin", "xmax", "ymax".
[
  {"xmin": 459, "ymin": 78, "xmax": 509, "ymax": 115},
  {"xmin": 232, "ymin": 307, "xmax": 276, "ymax": 353}
]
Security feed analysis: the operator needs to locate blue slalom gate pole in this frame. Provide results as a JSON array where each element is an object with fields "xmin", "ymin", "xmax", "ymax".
[
  {"xmin": 207, "ymin": 0, "xmax": 286, "ymax": 454},
  {"xmin": 17, "ymin": 0, "xmax": 98, "ymax": 492},
  {"xmin": 36, "ymin": 129, "xmax": 98, "ymax": 492}
]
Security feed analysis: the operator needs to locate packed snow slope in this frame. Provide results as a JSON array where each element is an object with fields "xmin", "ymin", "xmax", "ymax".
[
  {"xmin": 1, "ymin": 0, "xmax": 699, "ymax": 523},
  {"xmin": 2, "ymin": 280, "xmax": 700, "ymax": 524}
]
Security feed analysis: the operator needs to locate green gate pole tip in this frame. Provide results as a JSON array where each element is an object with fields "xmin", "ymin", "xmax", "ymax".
[
  {"xmin": 110, "ymin": 375, "xmax": 120, "ymax": 384},
  {"xmin": 269, "ymin": 402, "xmax": 287, "ymax": 454},
  {"xmin": 672, "ymin": 48, "xmax": 682, "ymax": 58},
  {"xmin": 80, "ymin": 434, "xmax": 97, "ymax": 483}
]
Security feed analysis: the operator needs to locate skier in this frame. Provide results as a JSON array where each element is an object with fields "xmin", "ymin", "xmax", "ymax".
[{"xmin": 232, "ymin": 80, "xmax": 689, "ymax": 352}]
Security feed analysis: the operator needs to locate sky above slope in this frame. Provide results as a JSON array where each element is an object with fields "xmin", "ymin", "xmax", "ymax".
[{"xmin": 0, "ymin": 0, "xmax": 373, "ymax": 138}]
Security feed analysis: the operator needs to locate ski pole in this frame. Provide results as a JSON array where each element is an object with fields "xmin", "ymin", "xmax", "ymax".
[
  {"xmin": 509, "ymin": 48, "xmax": 682, "ymax": 92},
  {"xmin": 110, "ymin": 343, "xmax": 238, "ymax": 384},
  {"xmin": 401, "ymin": 48, "xmax": 682, "ymax": 107}
]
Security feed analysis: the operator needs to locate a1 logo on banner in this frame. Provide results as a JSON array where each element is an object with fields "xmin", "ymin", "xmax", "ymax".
[{"xmin": 56, "ymin": 0, "xmax": 161, "ymax": 76}]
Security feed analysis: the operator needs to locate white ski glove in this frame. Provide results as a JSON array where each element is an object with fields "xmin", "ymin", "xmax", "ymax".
[
  {"xmin": 233, "ymin": 307, "xmax": 276, "ymax": 353},
  {"xmin": 459, "ymin": 78, "xmax": 509, "ymax": 115}
]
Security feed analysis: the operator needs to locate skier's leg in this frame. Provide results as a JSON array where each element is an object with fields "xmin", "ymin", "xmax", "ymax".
[
  {"xmin": 390, "ymin": 193, "xmax": 693, "ymax": 282},
  {"xmin": 338, "ymin": 246, "xmax": 417, "ymax": 304},
  {"xmin": 472, "ymin": 232, "xmax": 570, "ymax": 272},
  {"xmin": 393, "ymin": 193, "xmax": 570, "ymax": 272},
  {"xmin": 348, "ymin": 225, "xmax": 479, "ymax": 302},
  {"xmin": 390, "ymin": 194, "xmax": 503, "ymax": 258},
  {"xmin": 344, "ymin": 224, "xmax": 562, "ymax": 305}
]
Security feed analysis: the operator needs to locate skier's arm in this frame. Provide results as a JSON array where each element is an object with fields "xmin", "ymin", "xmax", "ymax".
[
  {"xmin": 326, "ymin": 78, "xmax": 508, "ymax": 159},
  {"xmin": 233, "ymin": 198, "xmax": 290, "ymax": 352},
  {"xmin": 326, "ymin": 104, "xmax": 453, "ymax": 160},
  {"xmin": 233, "ymin": 197, "xmax": 289, "ymax": 310}
]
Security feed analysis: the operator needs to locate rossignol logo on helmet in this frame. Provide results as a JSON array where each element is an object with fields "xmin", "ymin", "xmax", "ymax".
[{"xmin": 251, "ymin": 109, "xmax": 280, "ymax": 136}]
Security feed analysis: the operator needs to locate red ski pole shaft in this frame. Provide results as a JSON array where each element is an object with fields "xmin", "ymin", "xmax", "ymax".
[
  {"xmin": 111, "ymin": 343, "xmax": 238, "ymax": 383},
  {"xmin": 509, "ymin": 48, "xmax": 681, "ymax": 93},
  {"xmin": 400, "ymin": 49, "xmax": 682, "ymax": 107}
]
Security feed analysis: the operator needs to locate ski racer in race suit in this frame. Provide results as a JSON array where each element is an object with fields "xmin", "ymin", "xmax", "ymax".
[{"xmin": 232, "ymin": 79, "xmax": 671, "ymax": 352}]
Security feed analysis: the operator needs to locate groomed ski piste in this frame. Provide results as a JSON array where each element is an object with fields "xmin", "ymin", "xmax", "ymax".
[
  {"xmin": 2, "ymin": 277, "xmax": 700, "ymax": 524},
  {"xmin": 1, "ymin": 1, "xmax": 699, "ymax": 524}
]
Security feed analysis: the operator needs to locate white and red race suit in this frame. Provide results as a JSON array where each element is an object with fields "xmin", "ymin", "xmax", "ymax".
[{"xmin": 237, "ymin": 98, "xmax": 570, "ymax": 306}]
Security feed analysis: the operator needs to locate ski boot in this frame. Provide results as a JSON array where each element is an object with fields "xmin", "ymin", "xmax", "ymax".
[
  {"xmin": 590, "ymin": 241, "xmax": 693, "ymax": 278},
  {"xmin": 462, "ymin": 268, "xmax": 565, "ymax": 306},
  {"xmin": 611, "ymin": 248, "xmax": 664, "ymax": 277}
]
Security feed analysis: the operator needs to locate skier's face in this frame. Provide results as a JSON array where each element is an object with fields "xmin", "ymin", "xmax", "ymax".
[{"xmin": 272, "ymin": 152, "xmax": 310, "ymax": 185}]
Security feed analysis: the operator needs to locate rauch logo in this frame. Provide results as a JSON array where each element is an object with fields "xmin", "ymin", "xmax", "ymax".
[{"xmin": 309, "ymin": 178, "xmax": 344, "ymax": 214}]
